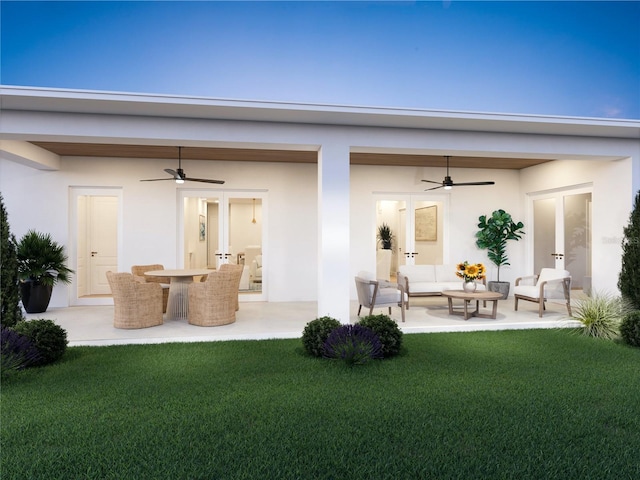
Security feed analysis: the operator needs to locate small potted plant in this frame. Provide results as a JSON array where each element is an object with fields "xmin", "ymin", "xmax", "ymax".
[
  {"xmin": 16, "ymin": 230, "xmax": 74, "ymax": 313},
  {"xmin": 376, "ymin": 223, "xmax": 394, "ymax": 250},
  {"xmin": 475, "ymin": 209, "xmax": 524, "ymax": 299},
  {"xmin": 376, "ymin": 223, "xmax": 394, "ymax": 281}
]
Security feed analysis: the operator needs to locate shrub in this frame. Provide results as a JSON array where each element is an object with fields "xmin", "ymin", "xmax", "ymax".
[
  {"xmin": 12, "ymin": 319, "xmax": 68, "ymax": 366},
  {"xmin": 323, "ymin": 324, "xmax": 383, "ymax": 365},
  {"xmin": 572, "ymin": 292, "xmax": 632, "ymax": 340},
  {"xmin": 357, "ymin": 314, "xmax": 403, "ymax": 357},
  {"xmin": 620, "ymin": 311, "xmax": 640, "ymax": 347},
  {"xmin": 302, "ymin": 316, "xmax": 341, "ymax": 357},
  {"xmin": 618, "ymin": 191, "xmax": 640, "ymax": 309},
  {"xmin": 1, "ymin": 327, "xmax": 41, "ymax": 376}
]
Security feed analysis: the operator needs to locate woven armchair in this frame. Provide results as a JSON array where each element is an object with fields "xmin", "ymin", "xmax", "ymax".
[
  {"xmin": 188, "ymin": 270, "xmax": 239, "ymax": 326},
  {"xmin": 219, "ymin": 263, "xmax": 244, "ymax": 311},
  {"xmin": 106, "ymin": 271, "xmax": 164, "ymax": 329},
  {"xmin": 131, "ymin": 264, "xmax": 170, "ymax": 313}
]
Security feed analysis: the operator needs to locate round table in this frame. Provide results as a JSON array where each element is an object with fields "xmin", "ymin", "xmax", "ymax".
[{"xmin": 146, "ymin": 269, "xmax": 213, "ymax": 320}]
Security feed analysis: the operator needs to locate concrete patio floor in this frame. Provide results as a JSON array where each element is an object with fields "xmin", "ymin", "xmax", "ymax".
[{"xmin": 24, "ymin": 296, "xmax": 581, "ymax": 347}]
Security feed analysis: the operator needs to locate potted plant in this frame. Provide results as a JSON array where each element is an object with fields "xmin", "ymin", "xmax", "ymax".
[
  {"xmin": 376, "ymin": 223, "xmax": 394, "ymax": 250},
  {"xmin": 16, "ymin": 230, "xmax": 74, "ymax": 313},
  {"xmin": 376, "ymin": 223, "xmax": 394, "ymax": 281},
  {"xmin": 475, "ymin": 209, "xmax": 524, "ymax": 299}
]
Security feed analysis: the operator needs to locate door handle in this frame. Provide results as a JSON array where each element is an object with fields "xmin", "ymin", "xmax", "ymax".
[
  {"xmin": 551, "ymin": 253, "xmax": 564, "ymax": 259},
  {"xmin": 91, "ymin": 251, "xmax": 98, "ymax": 257}
]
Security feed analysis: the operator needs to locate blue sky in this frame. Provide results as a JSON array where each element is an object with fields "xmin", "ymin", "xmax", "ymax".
[{"xmin": 2, "ymin": 1, "xmax": 639, "ymax": 119}]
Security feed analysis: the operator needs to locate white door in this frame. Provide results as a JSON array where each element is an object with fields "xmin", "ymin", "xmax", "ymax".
[
  {"xmin": 530, "ymin": 186, "xmax": 592, "ymax": 291},
  {"xmin": 88, "ymin": 196, "xmax": 118, "ymax": 295},
  {"xmin": 179, "ymin": 190, "xmax": 267, "ymax": 301},
  {"xmin": 375, "ymin": 194, "xmax": 448, "ymax": 270},
  {"xmin": 70, "ymin": 187, "xmax": 123, "ymax": 306}
]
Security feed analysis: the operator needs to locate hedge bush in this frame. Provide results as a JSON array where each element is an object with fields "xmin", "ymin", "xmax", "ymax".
[
  {"xmin": 357, "ymin": 314, "xmax": 403, "ymax": 357},
  {"xmin": 620, "ymin": 311, "xmax": 640, "ymax": 347},
  {"xmin": 301, "ymin": 316, "xmax": 341, "ymax": 357},
  {"xmin": 12, "ymin": 319, "xmax": 68, "ymax": 366}
]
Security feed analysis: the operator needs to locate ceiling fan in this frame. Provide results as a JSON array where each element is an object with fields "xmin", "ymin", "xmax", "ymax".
[
  {"xmin": 141, "ymin": 147, "xmax": 225, "ymax": 184},
  {"xmin": 422, "ymin": 156, "xmax": 495, "ymax": 191}
]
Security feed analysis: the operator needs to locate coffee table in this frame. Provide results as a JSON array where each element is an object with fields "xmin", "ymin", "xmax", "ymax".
[{"xmin": 441, "ymin": 290, "xmax": 503, "ymax": 320}]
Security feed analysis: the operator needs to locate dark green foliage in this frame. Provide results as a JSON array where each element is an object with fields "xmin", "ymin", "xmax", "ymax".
[
  {"xmin": 323, "ymin": 324, "xmax": 383, "ymax": 365},
  {"xmin": 618, "ymin": 191, "xmax": 640, "ymax": 309},
  {"xmin": 0, "ymin": 193, "xmax": 23, "ymax": 328},
  {"xmin": 475, "ymin": 209, "xmax": 525, "ymax": 281},
  {"xmin": 301, "ymin": 316, "xmax": 341, "ymax": 357},
  {"xmin": 12, "ymin": 319, "xmax": 68, "ymax": 366},
  {"xmin": 376, "ymin": 222, "xmax": 394, "ymax": 250},
  {"xmin": 620, "ymin": 311, "xmax": 640, "ymax": 347},
  {"xmin": 16, "ymin": 230, "xmax": 74, "ymax": 287},
  {"xmin": 357, "ymin": 313, "xmax": 404, "ymax": 357},
  {"xmin": 1, "ymin": 327, "xmax": 41, "ymax": 376}
]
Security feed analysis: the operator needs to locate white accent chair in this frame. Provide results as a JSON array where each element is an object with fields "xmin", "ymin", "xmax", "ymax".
[
  {"xmin": 513, "ymin": 268, "xmax": 572, "ymax": 317},
  {"xmin": 250, "ymin": 255, "xmax": 263, "ymax": 285},
  {"xmin": 355, "ymin": 271, "xmax": 407, "ymax": 323}
]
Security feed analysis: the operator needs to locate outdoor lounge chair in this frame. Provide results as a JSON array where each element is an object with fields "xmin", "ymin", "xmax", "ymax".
[
  {"xmin": 355, "ymin": 270, "xmax": 407, "ymax": 322},
  {"xmin": 513, "ymin": 268, "xmax": 572, "ymax": 317}
]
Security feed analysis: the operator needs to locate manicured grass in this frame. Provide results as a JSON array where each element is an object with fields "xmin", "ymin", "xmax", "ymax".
[{"xmin": 2, "ymin": 329, "xmax": 640, "ymax": 479}]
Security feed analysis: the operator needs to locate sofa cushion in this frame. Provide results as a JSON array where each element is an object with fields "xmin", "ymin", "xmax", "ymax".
[
  {"xmin": 435, "ymin": 264, "xmax": 459, "ymax": 282},
  {"xmin": 398, "ymin": 264, "xmax": 436, "ymax": 282},
  {"xmin": 410, "ymin": 281, "xmax": 445, "ymax": 294}
]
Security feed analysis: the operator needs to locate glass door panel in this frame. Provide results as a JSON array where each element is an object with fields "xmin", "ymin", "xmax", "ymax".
[
  {"xmin": 532, "ymin": 188, "xmax": 592, "ymax": 291},
  {"xmin": 179, "ymin": 190, "xmax": 265, "ymax": 301},
  {"xmin": 375, "ymin": 195, "xmax": 445, "ymax": 277}
]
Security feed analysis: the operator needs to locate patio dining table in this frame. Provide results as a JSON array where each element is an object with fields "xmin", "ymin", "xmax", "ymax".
[{"xmin": 146, "ymin": 268, "xmax": 213, "ymax": 321}]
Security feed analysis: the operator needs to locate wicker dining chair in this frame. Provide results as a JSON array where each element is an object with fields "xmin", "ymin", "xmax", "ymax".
[
  {"xmin": 188, "ymin": 270, "xmax": 239, "ymax": 326},
  {"xmin": 106, "ymin": 271, "xmax": 164, "ymax": 329},
  {"xmin": 219, "ymin": 263, "xmax": 244, "ymax": 311},
  {"xmin": 131, "ymin": 264, "xmax": 170, "ymax": 313}
]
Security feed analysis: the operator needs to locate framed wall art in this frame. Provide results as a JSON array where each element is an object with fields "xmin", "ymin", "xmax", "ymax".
[{"xmin": 415, "ymin": 205, "xmax": 437, "ymax": 241}]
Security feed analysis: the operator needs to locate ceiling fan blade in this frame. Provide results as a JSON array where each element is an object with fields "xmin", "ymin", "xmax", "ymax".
[
  {"xmin": 421, "ymin": 179, "xmax": 442, "ymax": 185},
  {"xmin": 164, "ymin": 168, "xmax": 178, "ymax": 177},
  {"xmin": 424, "ymin": 185, "xmax": 444, "ymax": 191},
  {"xmin": 451, "ymin": 181, "xmax": 495, "ymax": 186},
  {"xmin": 140, "ymin": 178, "xmax": 175, "ymax": 182},
  {"xmin": 184, "ymin": 177, "xmax": 225, "ymax": 184}
]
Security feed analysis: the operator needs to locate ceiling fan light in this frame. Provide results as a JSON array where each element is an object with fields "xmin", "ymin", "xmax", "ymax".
[
  {"xmin": 444, "ymin": 185, "xmax": 452, "ymax": 190},
  {"xmin": 175, "ymin": 178, "xmax": 185, "ymax": 184}
]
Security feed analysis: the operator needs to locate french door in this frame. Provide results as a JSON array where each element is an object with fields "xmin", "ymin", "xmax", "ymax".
[
  {"xmin": 530, "ymin": 186, "xmax": 592, "ymax": 291},
  {"xmin": 374, "ymin": 194, "xmax": 448, "ymax": 276},
  {"xmin": 179, "ymin": 190, "xmax": 267, "ymax": 301}
]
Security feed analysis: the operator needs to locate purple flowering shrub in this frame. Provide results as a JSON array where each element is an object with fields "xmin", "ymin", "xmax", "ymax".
[
  {"xmin": 323, "ymin": 324, "xmax": 383, "ymax": 365},
  {"xmin": 1, "ymin": 327, "xmax": 41, "ymax": 375}
]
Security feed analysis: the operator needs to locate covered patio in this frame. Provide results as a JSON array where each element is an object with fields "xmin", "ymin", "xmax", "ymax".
[{"xmin": 28, "ymin": 297, "xmax": 581, "ymax": 347}]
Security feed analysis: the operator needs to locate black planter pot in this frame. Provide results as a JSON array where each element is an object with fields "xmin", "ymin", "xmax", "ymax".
[
  {"xmin": 20, "ymin": 281, "xmax": 54, "ymax": 314},
  {"xmin": 488, "ymin": 281, "xmax": 510, "ymax": 300}
]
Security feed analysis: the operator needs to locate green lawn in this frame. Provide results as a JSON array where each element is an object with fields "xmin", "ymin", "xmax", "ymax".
[{"xmin": 2, "ymin": 329, "xmax": 640, "ymax": 479}]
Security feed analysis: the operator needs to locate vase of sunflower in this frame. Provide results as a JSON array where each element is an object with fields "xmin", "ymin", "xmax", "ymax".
[{"xmin": 456, "ymin": 261, "xmax": 486, "ymax": 293}]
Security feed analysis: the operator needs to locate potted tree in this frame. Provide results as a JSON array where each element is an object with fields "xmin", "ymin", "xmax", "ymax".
[
  {"xmin": 475, "ymin": 209, "xmax": 524, "ymax": 299},
  {"xmin": 16, "ymin": 230, "xmax": 74, "ymax": 313},
  {"xmin": 376, "ymin": 223, "xmax": 394, "ymax": 281}
]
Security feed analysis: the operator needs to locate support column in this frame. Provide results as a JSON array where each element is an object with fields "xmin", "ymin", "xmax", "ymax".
[{"xmin": 317, "ymin": 142, "xmax": 351, "ymax": 323}]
